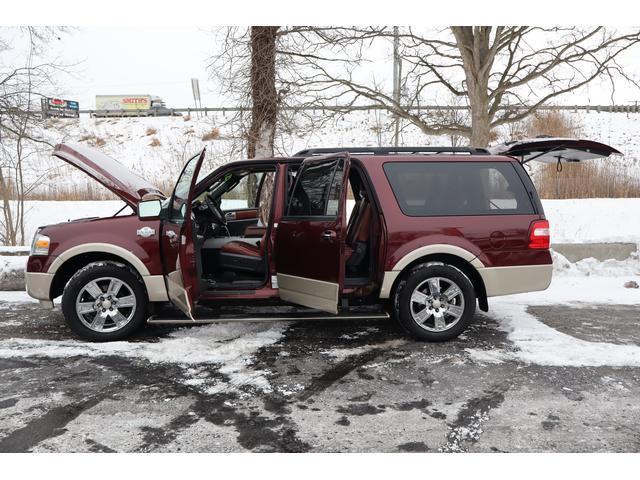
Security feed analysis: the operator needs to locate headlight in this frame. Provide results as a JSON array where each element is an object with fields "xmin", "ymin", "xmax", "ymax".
[{"xmin": 30, "ymin": 231, "xmax": 50, "ymax": 256}]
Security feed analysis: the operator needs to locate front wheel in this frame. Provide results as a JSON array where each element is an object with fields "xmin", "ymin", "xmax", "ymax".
[
  {"xmin": 393, "ymin": 263, "xmax": 476, "ymax": 342},
  {"xmin": 61, "ymin": 263, "xmax": 149, "ymax": 341}
]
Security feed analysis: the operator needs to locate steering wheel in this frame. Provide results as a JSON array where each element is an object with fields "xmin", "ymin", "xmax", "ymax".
[{"xmin": 204, "ymin": 193, "xmax": 227, "ymax": 226}]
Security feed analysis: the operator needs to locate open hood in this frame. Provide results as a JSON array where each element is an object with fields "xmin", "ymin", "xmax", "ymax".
[
  {"xmin": 53, "ymin": 143, "xmax": 165, "ymax": 208},
  {"xmin": 489, "ymin": 137, "xmax": 622, "ymax": 164}
]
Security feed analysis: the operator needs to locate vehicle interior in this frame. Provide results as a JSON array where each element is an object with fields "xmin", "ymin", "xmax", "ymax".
[
  {"xmin": 191, "ymin": 166, "xmax": 277, "ymax": 290},
  {"xmin": 344, "ymin": 162, "xmax": 378, "ymax": 289},
  {"xmin": 190, "ymin": 159, "xmax": 378, "ymax": 296}
]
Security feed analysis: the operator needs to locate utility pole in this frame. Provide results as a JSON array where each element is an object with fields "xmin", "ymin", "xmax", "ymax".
[{"xmin": 392, "ymin": 26, "xmax": 402, "ymax": 147}]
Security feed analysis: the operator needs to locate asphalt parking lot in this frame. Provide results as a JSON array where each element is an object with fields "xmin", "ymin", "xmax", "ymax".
[{"xmin": 1, "ymin": 300, "xmax": 639, "ymax": 453}]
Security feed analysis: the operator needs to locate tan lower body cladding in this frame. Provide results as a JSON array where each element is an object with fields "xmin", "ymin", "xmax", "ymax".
[
  {"xmin": 276, "ymin": 273, "xmax": 339, "ymax": 314},
  {"xmin": 379, "ymin": 264, "xmax": 552, "ymax": 299}
]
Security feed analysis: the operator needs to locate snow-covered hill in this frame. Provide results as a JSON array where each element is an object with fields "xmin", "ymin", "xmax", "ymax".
[{"xmin": 27, "ymin": 110, "xmax": 640, "ymax": 198}]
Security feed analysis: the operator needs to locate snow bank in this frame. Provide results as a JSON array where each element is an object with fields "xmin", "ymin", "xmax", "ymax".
[
  {"xmin": 542, "ymin": 198, "xmax": 640, "ymax": 244},
  {"xmin": 0, "ymin": 256, "xmax": 26, "ymax": 291},
  {"xmin": 552, "ymin": 250, "xmax": 640, "ymax": 277}
]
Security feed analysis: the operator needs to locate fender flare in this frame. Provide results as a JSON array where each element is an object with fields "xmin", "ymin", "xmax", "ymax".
[
  {"xmin": 380, "ymin": 244, "xmax": 485, "ymax": 299},
  {"xmin": 48, "ymin": 243, "xmax": 151, "ymax": 276}
]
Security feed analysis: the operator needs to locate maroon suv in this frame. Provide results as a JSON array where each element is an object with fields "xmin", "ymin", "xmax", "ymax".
[{"xmin": 25, "ymin": 139, "xmax": 620, "ymax": 342}]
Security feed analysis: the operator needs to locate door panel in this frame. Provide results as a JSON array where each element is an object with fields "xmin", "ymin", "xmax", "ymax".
[
  {"xmin": 160, "ymin": 149, "xmax": 206, "ymax": 318},
  {"xmin": 224, "ymin": 208, "xmax": 259, "ymax": 235},
  {"xmin": 275, "ymin": 154, "xmax": 349, "ymax": 314}
]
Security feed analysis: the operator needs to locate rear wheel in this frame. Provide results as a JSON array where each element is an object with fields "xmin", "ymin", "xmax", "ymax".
[
  {"xmin": 61, "ymin": 263, "xmax": 148, "ymax": 341},
  {"xmin": 393, "ymin": 263, "xmax": 476, "ymax": 341}
]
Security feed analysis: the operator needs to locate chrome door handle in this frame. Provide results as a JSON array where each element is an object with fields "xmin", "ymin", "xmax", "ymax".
[
  {"xmin": 321, "ymin": 230, "xmax": 336, "ymax": 241},
  {"xmin": 225, "ymin": 212, "xmax": 236, "ymax": 220}
]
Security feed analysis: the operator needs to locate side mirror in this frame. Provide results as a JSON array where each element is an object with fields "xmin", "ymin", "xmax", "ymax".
[{"xmin": 138, "ymin": 199, "xmax": 162, "ymax": 220}]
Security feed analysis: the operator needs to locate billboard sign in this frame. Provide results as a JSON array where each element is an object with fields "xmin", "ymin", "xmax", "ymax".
[{"xmin": 41, "ymin": 97, "xmax": 80, "ymax": 118}]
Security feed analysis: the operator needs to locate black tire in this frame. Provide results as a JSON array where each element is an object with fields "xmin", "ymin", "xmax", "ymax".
[
  {"xmin": 61, "ymin": 262, "xmax": 148, "ymax": 342},
  {"xmin": 393, "ymin": 262, "xmax": 476, "ymax": 342}
]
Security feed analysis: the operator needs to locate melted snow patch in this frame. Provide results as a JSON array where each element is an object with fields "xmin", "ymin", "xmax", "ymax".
[
  {"xmin": 0, "ymin": 291, "xmax": 37, "ymax": 304},
  {"xmin": 0, "ymin": 322, "xmax": 288, "ymax": 393},
  {"xmin": 468, "ymin": 300, "xmax": 640, "ymax": 367},
  {"xmin": 321, "ymin": 339, "xmax": 406, "ymax": 359}
]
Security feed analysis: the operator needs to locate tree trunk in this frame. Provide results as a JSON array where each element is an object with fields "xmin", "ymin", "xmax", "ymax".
[
  {"xmin": 469, "ymin": 88, "xmax": 492, "ymax": 147},
  {"xmin": 247, "ymin": 26, "xmax": 279, "ymax": 159},
  {"xmin": 451, "ymin": 26, "xmax": 495, "ymax": 148}
]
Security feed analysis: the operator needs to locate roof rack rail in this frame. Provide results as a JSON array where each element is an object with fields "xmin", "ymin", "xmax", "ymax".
[{"xmin": 293, "ymin": 146, "xmax": 490, "ymax": 156}]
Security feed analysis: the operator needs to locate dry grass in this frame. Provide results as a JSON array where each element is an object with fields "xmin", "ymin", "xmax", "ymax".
[
  {"xmin": 201, "ymin": 127, "xmax": 220, "ymax": 141},
  {"xmin": 525, "ymin": 110, "xmax": 582, "ymax": 138},
  {"xmin": 534, "ymin": 162, "xmax": 640, "ymax": 199},
  {"xmin": 149, "ymin": 137, "xmax": 162, "ymax": 147},
  {"xmin": 78, "ymin": 134, "xmax": 106, "ymax": 147},
  {"xmin": 145, "ymin": 127, "xmax": 158, "ymax": 136}
]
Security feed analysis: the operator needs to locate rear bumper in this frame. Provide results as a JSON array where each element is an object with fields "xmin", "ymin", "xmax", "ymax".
[
  {"xmin": 478, "ymin": 264, "xmax": 553, "ymax": 297},
  {"xmin": 25, "ymin": 272, "xmax": 53, "ymax": 301}
]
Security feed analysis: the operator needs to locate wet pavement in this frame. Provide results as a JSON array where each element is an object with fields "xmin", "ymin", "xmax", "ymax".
[{"xmin": 0, "ymin": 300, "xmax": 639, "ymax": 452}]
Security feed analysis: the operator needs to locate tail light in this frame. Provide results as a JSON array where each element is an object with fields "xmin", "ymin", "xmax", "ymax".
[{"xmin": 529, "ymin": 220, "xmax": 550, "ymax": 249}]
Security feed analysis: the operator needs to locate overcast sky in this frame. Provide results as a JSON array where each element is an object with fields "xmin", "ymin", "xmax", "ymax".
[
  {"xmin": 51, "ymin": 27, "xmax": 222, "ymax": 108},
  {"xmin": 9, "ymin": 27, "xmax": 640, "ymax": 110}
]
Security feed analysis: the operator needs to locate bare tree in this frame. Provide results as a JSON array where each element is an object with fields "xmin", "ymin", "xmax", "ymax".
[
  {"xmin": 292, "ymin": 26, "xmax": 640, "ymax": 146},
  {"xmin": 247, "ymin": 26, "xmax": 279, "ymax": 159},
  {"xmin": 0, "ymin": 27, "xmax": 66, "ymax": 245},
  {"xmin": 208, "ymin": 26, "xmax": 376, "ymax": 158}
]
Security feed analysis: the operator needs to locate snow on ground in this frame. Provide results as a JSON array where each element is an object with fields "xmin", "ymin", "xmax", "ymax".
[
  {"xmin": 0, "ymin": 291, "xmax": 34, "ymax": 304},
  {"xmin": 0, "ymin": 320, "xmax": 288, "ymax": 395},
  {"xmin": 467, "ymin": 267, "xmax": 640, "ymax": 367},
  {"xmin": 463, "ymin": 245, "xmax": 640, "ymax": 367},
  {"xmin": 543, "ymin": 198, "xmax": 640, "ymax": 244}
]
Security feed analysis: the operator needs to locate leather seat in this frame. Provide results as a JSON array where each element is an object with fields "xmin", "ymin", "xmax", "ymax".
[
  {"xmin": 345, "ymin": 193, "xmax": 372, "ymax": 272},
  {"xmin": 220, "ymin": 239, "xmax": 262, "ymax": 258}
]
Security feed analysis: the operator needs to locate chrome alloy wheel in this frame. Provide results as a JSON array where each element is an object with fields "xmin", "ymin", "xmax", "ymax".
[
  {"xmin": 409, "ymin": 276, "xmax": 465, "ymax": 332},
  {"xmin": 75, "ymin": 277, "xmax": 137, "ymax": 333}
]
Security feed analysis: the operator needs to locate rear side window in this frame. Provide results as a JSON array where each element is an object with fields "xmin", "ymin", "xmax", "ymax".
[
  {"xmin": 383, "ymin": 161, "xmax": 534, "ymax": 216},
  {"xmin": 287, "ymin": 159, "xmax": 344, "ymax": 217}
]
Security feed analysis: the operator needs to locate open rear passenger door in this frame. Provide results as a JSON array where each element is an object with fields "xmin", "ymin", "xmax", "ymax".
[
  {"xmin": 274, "ymin": 153, "xmax": 350, "ymax": 314},
  {"xmin": 160, "ymin": 149, "xmax": 206, "ymax": 319}
]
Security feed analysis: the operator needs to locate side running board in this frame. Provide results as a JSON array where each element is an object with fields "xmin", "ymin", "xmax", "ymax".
[{"xmin": 147, "ymin": 311, "xmax": 390, "ymax": 325}]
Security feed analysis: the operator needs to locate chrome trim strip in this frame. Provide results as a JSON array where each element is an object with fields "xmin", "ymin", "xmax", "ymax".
[{"xmin": 147, "ymin": 312, "xmax": 390, "ymax": 324}]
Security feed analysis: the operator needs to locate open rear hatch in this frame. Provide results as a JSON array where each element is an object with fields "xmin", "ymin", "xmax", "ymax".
[
  {"xmin": 489, "ymin": 137, "xmax": 622, "ymax": 165},
  {"xmin": 53, "ymin": 142, "xmax": 165, "ymax": 208}
]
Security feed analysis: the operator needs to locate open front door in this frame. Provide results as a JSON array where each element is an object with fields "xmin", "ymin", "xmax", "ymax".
[
  {"xmin": 274, "ymin": 154, "xmax": 349, "ymax": 314},
  {"xmin": 160, "ymin": 149, "xmax": 206, "ymax": 318}
]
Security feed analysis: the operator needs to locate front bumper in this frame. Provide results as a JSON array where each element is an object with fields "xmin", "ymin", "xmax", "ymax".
[{"xmin": 25, "ymin": 272, "xmax": 53, "ymax": 302}]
